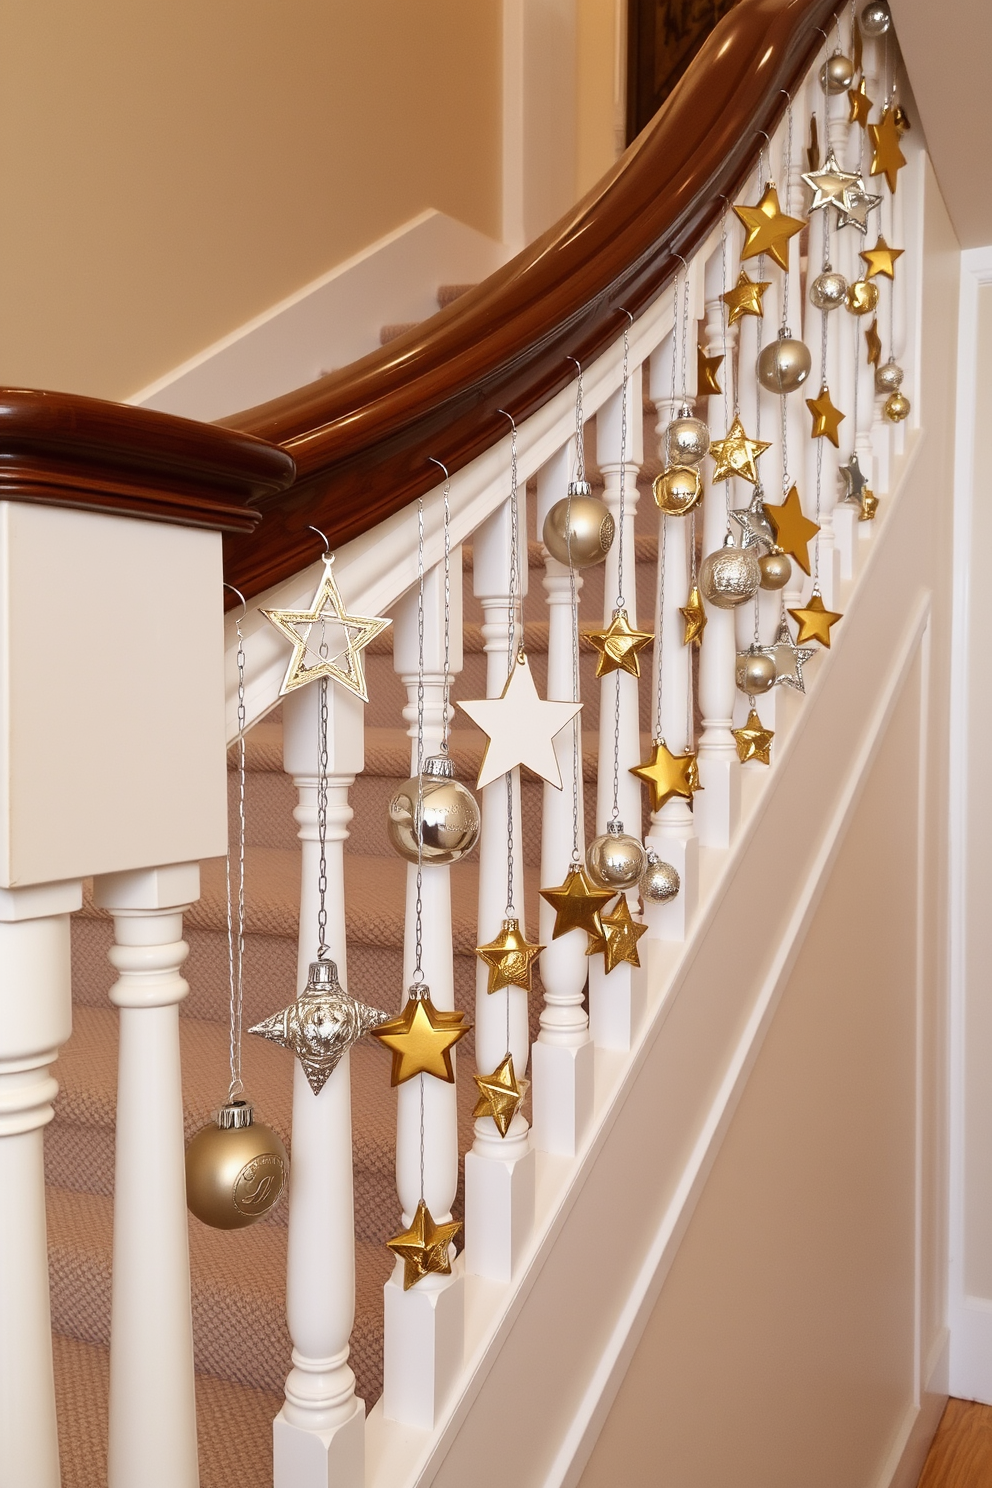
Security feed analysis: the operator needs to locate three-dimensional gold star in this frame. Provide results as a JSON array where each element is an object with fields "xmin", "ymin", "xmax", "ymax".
[
  {"xmin": 865, "ymin": 317, "xmax": 882, "ymax": 366},
  {"xmin": 585, "ymin": 608, "xmax": 653, "ymax": 678},
  {"xmin": 369, "ymin": 992, "xmax": 469, "ymax": 1086},
  {"xmin": 629, "ymin": 740, "xmax": 698, "ymax": 812},
  {"xmin": 262, "ymin": 554, "xmax": 391, "ymax": 701},
  {"xmin": 860, "ymin": 490, "xmax": 879, "ymax": 522},
  {"xmin": 806, "ymin": 384, "xmax": 845, "ymax": 446},
  {"xmin": 473, "ymin": 1053, "xmax": 529, "ymax": 1138},
  {"xmin": 697, "ymin": 345, "xmax": 723, "ymax": 395},
  {"xmin": 540, "ymin": 863, "xmax": 614, "ymax": 940},
  {"xmin": 860, "ymin": 235, "xmax": 903, "ymax": 280},
  {"xmin": 788, "ymin": 591, "xmax": 843, "ymax": 647},
  {"xmin": 709, "ymin": 416, "xmax": 772, "ymax": 485},
  {"xmin": 596, "ymin": 896, "xmax": 648, "ymax": 974},
  {"xmin": 806, "ymin": 114, "xmax": 820, "ymax": 173},
  {"xmin": 733, "ymin": 182, "xmax": 805, "ymax": 270},
  {"xmin": 868, "ymin": 109, "xmax": 907, "ymax": 193},
  {"xmin": 680, "ymin": 583, "xmax": 707, "ymax": 645},
  {"xmin": 386, "ymin": 1199, "xmax": 461, "ymax": 1290},
  {"xmin": 732, "ymin": 708, "xmax": 775, "ymax": 765},
  {"xmin": 801, "ymin": 147, "xmax": 859, "ymax": 214},
  {"xmin": 848, "ymin": 76, "xmax": 873, "ymax": 128},
  {"xmin": 764, "ymin": 485, "xmax": 820, "ymax": 576},
  {"xmin": 249, "ymin": 958, "xmax": 389, "ymax": 1096},
  {"xmin": 476, "ymin": 917, "xmax": 544, "ymax": 994},
  {"xmin": 721, "ymin": 269, "xmax": 770, "ymax": 326}
]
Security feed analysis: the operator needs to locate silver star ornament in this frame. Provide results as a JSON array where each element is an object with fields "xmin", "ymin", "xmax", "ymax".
[
  {"xmin": 769, "ymin": 617, "xmax": 815, "ymax": 693},
  {"xmin": 801, "ymin": 147, "xmax": 859, "ymax": 214},
  {"xmin": 837, "ymin": 182, "xmax": 882, "ymax": 233},
  {"xmin": 250, "ymin": 958, "xmax": 389, "ymax": 1095},
  {"xmin": 730, "ymin": 491, "xmax": 776, "ymax": 550},
  {"xmin": 457, "ymin": 650, "xmax": 582, "ymax": 790},
  {"xmin": 840, "ymin": 453, "xmax": 869, "ymax": 505}
]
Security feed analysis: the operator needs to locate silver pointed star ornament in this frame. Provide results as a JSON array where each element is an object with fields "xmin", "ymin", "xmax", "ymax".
[
  {"xmin": 730, "ymin": 491, "xmax": 776, "ymax": 550},
  {"xmin": 261, "ymin": 553, "xmax": 391, "ymax": 701},
  {"xmin": 840, "ymin": 452, "xmax": 869, "ymax": 505},
  {"xmin": 249, "ymin": 958, "xmax": 390, "ymax": 1095},
  {"xmin": 768, "ymin": 616, "xmax": 815, "ymax": 693},
  {"xmin": 457, "ymin": 650, "xmax": 582, "ymax": 790},
  {"xmin": 801, "ymin": 147, "xmax": 859, "ymax": 214},
  {"xmin": 836, "ymin": 181, "xmax": 882, "ymax": 234}
]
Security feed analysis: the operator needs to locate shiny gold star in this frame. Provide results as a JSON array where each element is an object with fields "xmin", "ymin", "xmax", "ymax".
[
  {"xmin": 585, "ymin": 608, "xmax": 653, "ymax": 678},
  {"xmin": 848, "ymin": 76, "xmax": 873, "ymax": 128},
  {"xmin": 540, "ymin": 864, "xmax": 613, "ymax": 940},
  {"xmin": 860, "ymin": 235, "xmax": 903, "ymax": 280},
  {"xmin": 473, "ymin": 1053, "xmax": 529, "ymax": 1138},
  {"xmin": 697, "ymin": 345, "xmax": 723, "ymax": 395},
  {"xmin": 476, "ymin": 917, "xmax": 544, "ymax": 994},
  {"xmin": 805, "ymin": 384, "xmax": 845, "ymax": 447},
  {"xmin": 680, "ymin": 583, "xmax": 707, "ymax": 645},
  {"xmin": 262, "ymin": 556, "xmax": 391, "ymax": 702},
  {"xmin": 732, "ymin": 707, "xmax": 774, "ymax": 765},
  {"xmin": 868, "ymin": 109, "xmax": 906, "ymax": 193},
  {"xmin": 386, "ymin": 1199, "xmax": 461, "ymax": 1290},
  {"xmin": 860, "ymin": 490, "xmax": 879, "ymax": 522},
  {"xmin": 629, "ymin": 740, "xmax": 698, "ymax": 812},
  {"xmin": 806, "ymin": 113, "xmax": 820, "ymax": 173},
  {"xmin": 597, "ymin": 896, "xmax": 648, "ymax": 974},
  {"xmin": 369, "ymin": 992, "xmax": 469, "ymax": 1086},
  {"xmin": 893, "ymin": 104, "xmax": 911, "ymax": 136},
  {"xmin": 733, "ymin": 182, "xmax": 805, "ymax": 271},
  {"xmin": 788, "ymin": 591, "xmax": 843, "ymax": 647},
  {"xmin": 709, "ymin": 416, "xmax": 771, "ymax": 485},
  {"xmin": 721, "ymin": 270, "xmax": 770, "ymax": 326},
  {"xmin": 764, "ymin": 485, "xmax": 820, "ymax": 576},
  {"xmin": 865, "ymin": 317, "xmax": 882, "ymax": 366}
]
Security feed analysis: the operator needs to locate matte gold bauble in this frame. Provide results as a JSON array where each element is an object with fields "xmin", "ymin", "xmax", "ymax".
[
  {"xmin": 586, "ymin": 821, "xmax": 646, "ymax": 891},
  {"xmin": 860, "ymin": 0, "xmax": 891, "ymax": 36},
  {"xmin": 699, "ymin": 538, "xmax": 761, "ymax": 610},
  {"xmin": 640, "ymin": 850, "xmax": 680, "ymax": 904},
  {"xmin": 736, "ymin": 648, "xmax": 777, "ymax": 696},
  {"xmin": 542, "ymin": 486, "xmax": 615, "ymax": 568},
  {"xmin": 387, "ymin": 755, "xmax": 480, "ymax": 865},
  {"xmin": 666, "ymin": 411, "xmax": 710, "ymax": 467},
  {"xmin": 759, "ymin": 550, "xmax": 792, "ymax": 590},
  {"xmin": 809, "ymin": 268, "xmax": 848, "ymax": 312},
  {"xmin": 875, "ymin": 359, "xmax": 904, "ymax": 394},
  {"xmin": 846, "ymin": 279, "xmax": 880, "ymax": 316},
  {"xmin": 756, "ymin": 333, "xmax": 812, "ymax": 395},
  {"xmin": 652, "ymin": 464, "xmax": 702, "ymax": 516},
  {"xmin": 820, "ymin": 51, "xmax": 855, "ymax": 93},
  {"xmin": 884, "ymin": 391, "xmax": 911, "ymax": 423},
  {"xmin": 186, "ymin": 1101, "xmax": 288, "ymax": 1230}
]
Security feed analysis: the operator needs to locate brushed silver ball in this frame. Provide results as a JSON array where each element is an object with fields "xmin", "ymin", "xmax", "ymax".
[
  {"xmin": 666, "ymin": 413, "xmax": 710, "ymax": 467},
  {"xmin": 809, "ymin": 268, "xmax": 848, "ymax": 312},
  {"xmin": 884, "ymin": 391, "xmax": 911, "ymax": 423},
  {"xmin": 860, "ymin": 0, "xmax": 891, "ymax": 36},
  {"xmin": 640, "ymin": 851, "xmax": 680, "ymax": 904},
  {"xmin": 875, "ymin": 359, "xmax": 904, "ymax": 394},
  {"xmin": 756, "ymin": 334, "xmax": 812, "ymax": 395},
  {"xmin": 699, "ymin": 541, "xmax": 761, "ymax": 610},
  {"xmin": 543, "ymin": 489, "xmax": 615, "ymax": 568},
  {"xmin": 586, "ymin": 824, "xmax": 646, "ymax": 891},
  {"xmin": 820, "ymin": 51, "xmax": 855, "ymax": 94},
  {"xmin": 759, "ymin": 550, "xmax": 792, "ymax": 590},
  {"xmin": 387, "ymin": 757, "xmax": 481, "ymax": 865}
]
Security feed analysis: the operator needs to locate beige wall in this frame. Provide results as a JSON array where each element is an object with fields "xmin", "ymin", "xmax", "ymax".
[
  {"xmin": 576, "ymin": 0, "xmax": 620, "ymax": 197},
  {"xmin": 0, "ymin": 0, "xmax": 502, "ymax": 402}
]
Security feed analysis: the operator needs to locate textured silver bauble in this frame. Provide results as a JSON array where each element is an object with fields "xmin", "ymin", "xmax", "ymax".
[
  {"xmin": 809, "ymin": 268, "xmax": 848, "ymax": 312},
  {"xmin": 736, "ymin": 649, "xmax": 777, "ymax": 696},
  {"xmin": 586, "ymin": 821, "xmax": 646, "ymax": 891},
  {"xmin": 640, "ymin": 850, "xmax": 680, "ymax": 904},
  {"xmin": 860, "ymin": 0, "xmax": 891, "ymax": 36},
  {"xmin": 884, "ymin": 391, "xmax": 911, "ymax": 423},
  {"xmin": 699, "ymin": 539, "xmax": 761, "ymax": 610},
  {"xmin": 185, "ymin": 1102, "xmax": 288, "ymax": 1230},
  {"xmin": 387, "ymin": 755, "xmax": 481, "ymax": 865},
  {"xmin": 759, "ymin": 550, "xmax": 792, "ymax": 590},
  {"xmin": 820, "ymin": 51, "xmax": 855, "ymax": 93},
  {"xmin": 756, "ymin": 333, "xmax": 812, "ymax": 395},
  {"xmin": 666, "ymin": 412, "xmax": 710, "ymax": 467},
  {"xmin": 875, "ymin": 359, "xmax": 904, "ymax": 394},
  {"xmin": 543, "ymin": 487, "xmax": 615, "ymax": 568},
  {"xmin": 652, "ymin": 464, "xmax": 702, "ymax": 516}
]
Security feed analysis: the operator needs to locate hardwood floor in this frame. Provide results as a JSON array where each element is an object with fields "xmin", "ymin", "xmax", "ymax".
[{"xmin": 918, "ymin": 1399, "xmax": 992, "ymax": 1487}]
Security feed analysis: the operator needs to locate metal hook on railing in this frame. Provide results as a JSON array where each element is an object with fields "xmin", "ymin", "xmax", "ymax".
[
  {"xmin": 428, "ymin": 456, "xmax": 450, "ymax": 481},
  {"xmin": 780, "ymin": 88, "xmax": 792, "ymax": 105},
  {"xmin": 223, "ymin": 583, "xmax": 247, "ymax": 620},
  {"xmin": 308, "ymin": 524, "xmax": 332, "ymax": 557},
  {"xmin": 497, "ymin": 408, "xmax": 517, "ymax": 433},
  {"xmin": 566, "ymin": 355, "xmax": 582, "ymax": 375},
  {"xmin": 617, "ymin": 307, "xmax": 635, "ymax": 326}
]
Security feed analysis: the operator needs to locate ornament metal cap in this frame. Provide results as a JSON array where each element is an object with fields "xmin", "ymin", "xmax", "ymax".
[
  {"xmin": 567, "ymin": 479, "xmax": 593, "ymax": 498},
  {"xmin": 607, "ymin": 820, "xmax": 625, "ymax": 837},
  {"xmin": 216, "ymin": 1100, "xmax": 254, "ymax": 1130},
  {"xmin": 307, "ymin": 957, "xmax": 340, "ymax": 990},
  {"xmin": 421, "ymin": 753, "xmax": 454, "ymax": 779}
]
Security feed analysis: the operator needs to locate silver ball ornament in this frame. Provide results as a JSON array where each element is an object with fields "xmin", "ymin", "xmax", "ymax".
[
  {"xmin": 820, "ymin": 51, "xmax": 855, "ymax": 94},
  {"xmin": 884, "ymin": 391, "xmax": 911, "ymax": 423},
  {"xmin": 666, "ymin": 411, "xmax": 710, "ymax": 467},
  {"xmin": 736, "ymin": 648, "xmax": 777, "ymax": 696},
  {"xmin": 875, "ymin": 359, "xmax": 904, "ymax": 394},
  {"xmin": 640, "ymin": 850, "xmax": 680, "ymax": 904},
  {"xmin": 699, "ymin": 538, "xmax": 761, "ymax": 610},
  {"xmin": 809, "ymin": 267, "xmax": 848, "ymax": 312},
  {"xmin": 186, "ymin": 1101, "xmax": 288, "ymax": 1230},
  {"xmin": 756, "ymin": 332, "xmax": 812, "ymax": 395},
  {"xmin": 586, "ymin": 821, "xmax": 646, "ymax": 891},
  {"xmin": 387, "ymin": 755, "xmax": 481, "ymax": 865},
  {"xmin": 543, "ymin": 486, "xmax": 615, "ymax": 568},
  {"xmin": 859, "ymin": 0, "xmax": 891, "ymax": 36},
  {"xmin": 759, "ymin": 550, "xmax": 791, "ymax": 590}
]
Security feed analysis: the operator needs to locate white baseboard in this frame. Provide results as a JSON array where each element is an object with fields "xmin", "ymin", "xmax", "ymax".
[
  {"xmin": 875, "ymin": 1330, "xmax": 949, "ymax": 1488},
  {"xmin": 126, "ymin": 209, "xmax": 508, "ymax": 423},
  {"xmin": 950, "ymin": 1295, "xmax": 992, "ymax": 1402}
]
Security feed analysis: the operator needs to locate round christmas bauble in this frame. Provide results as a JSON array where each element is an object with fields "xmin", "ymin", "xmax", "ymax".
[
  {"xmin": 820, "ymin": 51, "xmax": 855, "ymax": 93},
  {"xmin": 860, "ymin": 0, "xmax": 891, "ymax": 36},
  {"xmin": 586, "ymin": 823, "xmax": 646, "ymax": 891},
  {"xmin": 756, "ymin": 333, "xmax": 812, "ymax": 395},
  {"xmin": 884, "ymin": 391, "xmax": 911, "ymax": 423},
  {"xmin": 666, "ymin": 412, "xmax": 710, "ymax": 467},
  {"xmin": 699, "ymin": 539, "xmax": 761, "ymax": 610},
  {"xmin": 543, "ymin": 486, "xmax": 615, "ymax": 568},
  {"xmin": 846, "ymin": 279, "xmax": 880, "ymax": 316},
  {"xmin": 640, "ymin": 850, "xmax": 680, "ymax": 904},
  {"xmin": 186, "ymin": 1101, "xmax": 288, "ymax": 1230},
  {"xmin": 809, "ymin": 268, "xmax": 848, "ymax": 312},
  {"xmin": 736, "ymin": 649, "xmax": 777, "ymax": 695},
  {"xmin": 875, "ymin": 358, "xmax": 904, "ymax": 394},
  {"xmin": 387, "ymin": 755, "xmax": 481, "ymax": 865},
  {"xmin": 759, "ymin": 549, "xmax": 792, "ymax": 590},
  {"xmin": 652, "ymin": 464, "xmax": 702, "ymax": 516}
]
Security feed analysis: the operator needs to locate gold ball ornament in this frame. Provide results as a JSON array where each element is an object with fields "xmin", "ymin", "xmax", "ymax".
[
  {"xmin": 640, "ymin": 850, "xmax": 680, "ymax": 904},
  {"xmin": 875, "ymin": 358, "xmax": 904, "ymax": 394},
  {"xmin": 846, "ymin": 279, "xmax": 880, "ymax": 317},
  {"xmin": 666, "ymin": 411, "xmax": 710, "ymax": 467},
  {"xmin": 860, "ymin": 0, "xmax": 891, "ymax": 36},
  {"xmin": 652, "ymin": 464, "xmax": 702, "ymax": 516},
  {"xmin": 736, "ymin": 648, "xmax": 777, "ymax": 696},
  {"xmin": 387, "ymin": 755, "xmax": 481, "ymax": 865},
  {"xmin": 884, "ymin": 391, "xmax": 911, "ymax": 423},
  {"xmin": 756, "ymin": 332, "xmax": 812, "ymax": 395},
  {"xmin": 542, "ymin": 485, "xmax": 615, "ymax": 568},
  {"xmin": 759, "ymin": 549, "xmax": 792, "ymax": 590},
  {"xmin": 820, "ymin": 51, "xmax": 855, "ymax": 94},
  {"xmin": 699, "ymin": 537, "xmax": 761, "ymax": 610},
  {"xmin": 186, "ymin": 1101, "xmax": 288, "ymax": 1230},
  {"xmin": 586, "ymin": 821, "xmax": 646, "ymax": 891},
  {"xmin": 809, "ymin": 268, "xmax": 848, "ymax": 312}
]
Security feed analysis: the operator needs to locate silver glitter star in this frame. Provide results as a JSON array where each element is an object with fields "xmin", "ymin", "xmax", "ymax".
[
  {"xmin": 801, "ymin": 147, "xmax": 859, "ymax": 214},
  {"xmin": 250, "ymin": 959, "xmax": 389, "ymax": 1095},
  {"xmin": 769, "ymin": 617, "xmax": 815, "ymax": 693},
  {"xmin": 730, "ymin": 491, "xmax": 776, "ymax": 550},
  {"xmin": 840, "ymin": 453, "xmax": 869, "ymax": 505},
  {"xmin": 837, "ymin": 181, "xmax": 882, "ymax": 233}
]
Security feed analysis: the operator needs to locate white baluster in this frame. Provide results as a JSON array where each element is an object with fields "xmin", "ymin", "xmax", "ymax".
[
  {"xmin": 383, "ymin": 557, "xmax": 465, "ymax": 1428},
  {"xmin": 275, "ymin": 681, "xmax": 365, "ymax": 1488},
  {"xmin": 533, "ymin": 441, "xmax": 594, "ymax": 1157},
  {"xmin": 94, "ymin": 864, "xmax": 201, "ymax": 1488},
  {"xmin": 464, "ymin": 497, "xmax": 535, "ymax": 1283},
  {"xmin": 888, "ymin": 118, "xmax": 908, "ymax": 464},
  {"xmin": 832, "ymin": 27, "xmax": 862, "ymax": 582},
  {"xmin": 589, "ymin": 365, "xmax": 646, "ymax": 1051},
  {"xmin": 0, "ymin": 881, "xmax": 80, "ymax": 1488}
]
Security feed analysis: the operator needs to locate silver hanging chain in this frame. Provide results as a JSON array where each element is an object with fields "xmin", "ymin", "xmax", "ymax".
[
  {"xmin": 410, "ymin": 495, "xmax": 426, "ymax": 988},
  {"xmin": 685, "ymin": 515, "xmax": 695, "ymax": 751},
  {"xmin": 781, "ymin": 99, "xmax": 794, "ymax": 328},
  {"xmin": 224, "ymin": 590, "xmax": 248, "ymax": 1102},
  {"xmin": 611, "ymin": 315, "xmax": 632, "ymax": 823},
  {"xmin": 428, "ymin": 458, "xmax": 453, "ymax": 754},
  {"xmin": 720, "ymin": 208, "xmax": 734, "ymax": 533},
  {"xmin": 316, "ymin": 674, "xmax": 330, "ymax": 958},
  {"xmin": 655, "ymin": 516, "xmax": 667, "ymax": 744},
  {"xmin": 567, "ymin": 361, "xmax": 585, "ymax": 863},
  {"xmin": 499, "ymin": 411, "xmax": 521, "ymax": 918},
  {"xmin": 813, "ymin": 224, "xmax": 830, "ymax": 589}
]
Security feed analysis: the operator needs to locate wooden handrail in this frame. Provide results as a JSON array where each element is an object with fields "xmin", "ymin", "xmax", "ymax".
[{"xmin": 221, "ymin": 0, "xmax": 839, "ymax": 599}]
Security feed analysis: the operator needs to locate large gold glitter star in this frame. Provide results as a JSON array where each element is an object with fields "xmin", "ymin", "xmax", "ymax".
[
  {"xmin": 805, "ymin": 384, "xmax": 845, "ymax": 447},
  {"xmin": 848, "ymin": 76, "xmax": 873, "ymax": 128},
  {"xmin": 680, "ymin": 583, "xmax": 707, "ymax": 645},
  {"xmin": 629, "ymin": 740, "xmax": 698, "ymax": 812},
  {"xmin": 868, "ymin": 109, "xmax": 906, "ymax": 194},
  {"xmin": 585, "ymin": 608, "xmax": 653, "ymax": 678},
  {"xmin": 476, "ymin": 917, "xmax": 544, "ymax": 994},
  {"xmin": 369, "ymin": 992, "xmax": 469, "ymax": 1086},
  {"xmin": 732, "ymin": 707, "xmax": 774, "ymax": 765},
  {"xmin": 733, "ymin": 182, "xmax": 805, "ymax": 271},
  {"xmin": 764, "ymin": 485, "xmax": 820, "ymax": 576},
  {"xmin": 697, "ymin": 345, "xmax": 723, "ymax": 395},
  {"xmin": 250, "ymin": 958, "xmax": 389, "ymax": 1096},
  {"xmin": 596, "ymin": 896, "xmax": 648, "ymax": 974},
  {"xmin": 540, "ymin": 863, "xmax": 613, "ymax": 940},
  {"xmin": 788, "ymin": 591, "xmax": 843, "ymax": 647},
  {"xmin": 262, "ymin": 554, "xmax": 391, "ymax": 701},
  {"xmin": 860, "ymin": 235, "xmax": 903, "ymax": 280},
  {"xmin": 709, "ymin": 416, "xmax": 771, "ymax": 485},
  {"xmin": 473, "ymin": 1053, "xmax": 529, "ymax": 1138},
  {"xmin": 721, "ymin": 269, "xmax": 770, "ymax": 326},
  {"xmin": 865, "ymin": 317, "xmax": 882, "ymax": 366},
  {"xmin": 386, "ymin": 1199, "xmax": 461, "ymax": 1290}
]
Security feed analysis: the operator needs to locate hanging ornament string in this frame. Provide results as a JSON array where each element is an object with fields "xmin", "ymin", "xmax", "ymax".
[
  {"xmin": 720, "ymin": 207, "xmax": 734, "ymax": 534},
  {"xmin": 498, "ymin": 409, "xmax": 521, "ymax": 919},
  {"xmin": 655, "ymin": 517, "xmax": 667, "ymax": 743},
  {"xmin": 813, "ymin": 216, "xmax": 830, "ymax": 591},
  {"xmin": 611, "ymin": 313, "xmax": 634, "ymax": 823},
  {"xmin": 224, "ymin": 587, "xmax": 248, "ymax": 1103},
  {"xmin": 428, "ymin": 457, "xmax": 454, "ymax": 756},
  {"xmin": 566, "ymin": 359, "xmax": 585, "ymax": 865}
]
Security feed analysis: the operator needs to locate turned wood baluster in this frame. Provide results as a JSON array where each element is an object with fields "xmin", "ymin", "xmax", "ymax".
[
  {"xmin": 832, "ymin": 11, "xmax": 862, "ymax": 582},
  {"xmin": 784, "ymin": 75, "xmax": 812, "ymax": 623}
]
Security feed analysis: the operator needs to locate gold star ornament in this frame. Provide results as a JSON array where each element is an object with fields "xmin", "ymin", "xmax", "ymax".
[
  {"xmin": 848, "ymin": 77, "xmax": 873, "ymax": 128},
  {"xmin": 721, "ymin": 270, "xmax": 770, "ymax": 326},
  {"xmin": 860, "ymin": 235, "xmax": 903, "ymax": 280},
  {"xmin": 250, "ymin": 958, "xmax": 389, "ymax": 1096},
  {"xmin": 476, "ymin": 917, "xmax": 544, "ymax": 994},
  {"xmin": 262, "ymin": 554, "xmax": 391, "ymax": 702},
  {"xmin": 457, "ymin": 651, "xmax": 582, "ymax": 790},
  {"xmin": 764, "ymin": 485, "xmax": 820, "ymax": 576},
  {"xmin": 733, "ymin": 182, "xmax": 804, "ymax": 271},
  {"xmin": 630, "ymin": 740, "xmax": 699, "ymax": 812},
  {"xmin": 540, "ymin": 864, "xmax": 613, "ymax": 940},
  {"xmin": 473, "ymin": 1053, "xmax": 529, "ymax": 1138},
  {"xmin": 585, "ymin": 608, "xmax": 653, "ymax": 678},
  {"xmin": 868, "ymin": 108, "xmax": 907, "ymax": 193},
  {"xmin": 697, "ymin": 345, "xmax": 723, "ymax": 395},
  {"xmin": 369, "ymin": 990, "xmax": 469, "ymax": 1085},
  {"xmin": 801, "ymin": 147, "xmax": 859, "ymax": 214},
  {"xmin": 594, "ymin": 896, "xmax": 648, "ymax": 974},
  {"xmin": 865, "ymin": 317, "xmax": 882, "ymax": 366},
  {"xmin": 680, "ymin": 583, "xmax": 707, "ymax": 645},
  {"xmin": 709, "ymin": 416, "xmax": 771, "ymax": 485},
  {"xmin": 733, "ymin": 708, "xmax": 774, "ymax": 765},
  {"xmin": 806, "ymin": 385, "xmax": 845, "ymax": 447},
  {"xmin": 788, "ymin": 591, "xmax": 843, "ymax": 647},
  {"xmin": 387, "ymin": 1199, "xmax": 461, "ymax": 1290}
]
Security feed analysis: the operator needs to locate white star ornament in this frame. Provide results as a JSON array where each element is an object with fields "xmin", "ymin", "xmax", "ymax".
[{"xmin": 457, "ymin": 652, "xmax": 582, "ymax": 790}]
